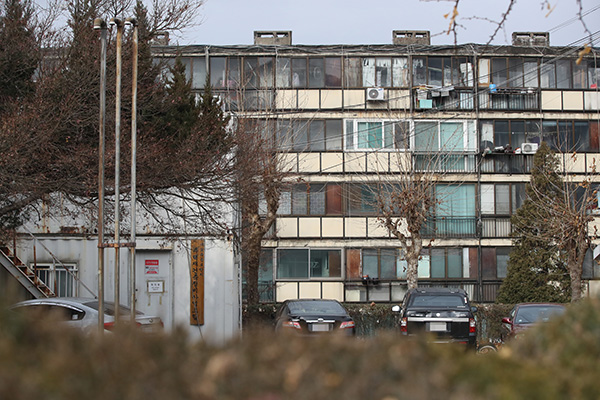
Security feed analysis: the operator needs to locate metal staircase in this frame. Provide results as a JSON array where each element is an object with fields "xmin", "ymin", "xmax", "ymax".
[{"xmin": 0, "ymin": 247, "xmax": 55, "ymax": 298}]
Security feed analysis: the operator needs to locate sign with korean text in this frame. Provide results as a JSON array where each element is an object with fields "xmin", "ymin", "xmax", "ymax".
[
  {"xmin": 190, "ymin": 239, "xmax": 205, "ymax": 325},
  {"xmin": 145, "ymin": 259, "xmax": 159, "ymax": 275}
]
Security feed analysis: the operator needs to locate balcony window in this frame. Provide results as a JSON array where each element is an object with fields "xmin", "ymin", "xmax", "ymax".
[{"xmin": 277, "ymin": 249, "xmax": 341, "ymax": 279}]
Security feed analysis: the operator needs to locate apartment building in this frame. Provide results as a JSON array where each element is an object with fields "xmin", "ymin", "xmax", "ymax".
[{"xmin": 154, "ymin": 30, "xmax": 600, "ymax": 303}]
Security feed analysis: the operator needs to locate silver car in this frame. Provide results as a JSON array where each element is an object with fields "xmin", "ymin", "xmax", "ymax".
[{"xmin": 10, "ymin": 297, "xmax": 163, "ymax": 333}]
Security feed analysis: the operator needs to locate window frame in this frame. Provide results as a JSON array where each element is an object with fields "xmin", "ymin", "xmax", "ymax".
[{"xmin": 276, "ymin": 248, "xmax": 343, "ymax": 280}]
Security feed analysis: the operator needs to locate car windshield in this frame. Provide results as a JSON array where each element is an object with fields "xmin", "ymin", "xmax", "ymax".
[
  {"xmin": 288, "ymin": 301, "xmax": 346, "ymax": 316},
  {"xmin": 408, "ymin": 294, "xmax": 467, "ymax": 308},
  {"xmin": 83, "ymin": 301, "xmax": 143, "ymax": 316},
  {"xmin": 514, "ymin": 305, "xmax": 565, "ymax": 324}
]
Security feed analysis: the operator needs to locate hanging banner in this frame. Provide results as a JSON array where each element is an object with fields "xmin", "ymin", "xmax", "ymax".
[{"xmin": 190, "ymin": 239, "xmax": 205, "ymax": 325}]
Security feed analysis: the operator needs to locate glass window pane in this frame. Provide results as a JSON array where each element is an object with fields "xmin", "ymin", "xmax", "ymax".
[
  {"xmin": 344, "ymin": 58, "xmax": 362, "ymax": 87},
  {"xmin": 431, "ymin": 249, "xmax": 445, "ymax": 278},
  {"xmin": 277, "ymin": 120, "xmax": 292, "ymax": 150},
  {"xmin": 277, "ymin": 249, "xmax": 308, "ymax": 278},
  {"xmin": 227, "ymin": 58, "xmax": 240, "ymax": 88},
  {"xmin": 440, "ymin": 122, "xmax": 463, "ymax": 151},
  {"xmin": 259, "ymin": 249, "xmax": 273, "ymax": 282},
  {"xmin": 244, "ymin": 57, "xmax": 259, "ymax": 88},
  {"xmin": 325, "ymin": 58, "xmax": 342, "ymax": 87},
  {"xmin": 496, "ymin": 184, "xmax": 510, "ymax": 214},
  {"xmin": 414, "ymin": 121, "xmax": 438, "ymax": 151},
  {"xmin": 481, "ymin": 184, "xmax": 495, "ymax": 214},
  {"xmin": 495, "ymin": 121, "xmax": 510, "ymax": 147},
  {"xmin": 363, "ymin": 58, "xmax": 376, "ymax": 87},
  {"xmin": 492, "ymin": 58, "xmax": 507, "ymax": 86},
  {"xmin": 278, "ymin": 190, "xmax": 291, "ymax": 215},
  {"xmin": 588, "ymin": 61, "xmax": 600, "ymax": 88},
  {"xmin": 384, "ymin": 122, "xmax": 394, "ymax": 149},
  {"xmin": 376, "ymin": 58, "xmax": 392, "ymax": 87},
  {"xmin": 325, "ymin": 120, "xmax": 343, "ymax": 150},
  {"xmin": 540, "ymin": 61, "xmax": 556, "ymax": 88},
  {"xmin": 309, "ymin": 184, "xmax": 326, "ymax": 215},
  {"xmin": 496, "ymin": 248, "xmax": 511, "ymax": 278},
  {"xmin": 511, "ymin": 121, "xmax": 526, "ymax": 149},
  {"xmin": 192, "ymin": 57, "xmax": 207, "ymax": 89},
  {"xmin": 293, "ymin": 120, "xmax": 309, "ymax": 151},
  {"xmin": 394, "ymin": 121, "xmax": 410, "ymax": 149},
  {"xmin": 309, "ymin": 120, "xmax": 325, "ymax": 151},
  {"xmin": 542, "ymin": 121, "xmax": 558, "ymax": 151},
  {"xmin": 310, "ymin": 250, "xmax": 341, "ymax": 278},
  {"xmin": 345, "ymin": 120, "xmax": 354, "ymax": 149},
  {"xmin": 210, "ymin": 57, "xmax": 226, "ymax": 87},
  {"xmin": 447, "ymin": 249, "xmax": 462, "ymax": 278},
  {"xmin": 443, "ymin": 58, "xmax": 452, "ymax": 86},
  {"xmin": 363, "ymin": 249, "xmax": 379, "ymax": 278},
  {"xmin": 512, "ymin": 183, "xmax": 526, "ymax": 212},
  {"xmin": 556, "ymin": 60, "xmax": 571, "ymax": 89},
  {"xmin": 392, "ymin": 57, "xmax": 409, "ymax": 87},
  {"xmin": 292, "ymin": 58, "xmax": 307, "ymax": 87},
  {"xmin": 428, "ymin": 57, "xmax": 443, "ymax": 86},
  {"xmin": 508, "ymin": 58, "xmax": 523, "ymax": 87},
  {"xmin": 276, "ymin": 58, "xmax": 291, "ymax": 88},
  {"xmin": 523, "ymin": 61, "xmax": 538, "ymax": 87},
  {"xmin": 573, "ymin": 62, "xmax": 587, "ymax": 89},
  {"xmin": 413, "ymin": 57, "xmax": 426, "ymax": 86},
  {"xmin": 380, "ymin": 249, "xmax": 397, "ymax": 279},
  {"xmin": 309, "ymin": 58, "xmax": 325, "ymax": 88},
  {"xmin": 258, "ymin": 57, "xmax": 274, "ymax": 88},
  {"xmin": 574, "ymin": 121, "xmax": 589, "ymax": 152},
  {"xmin": 357, "ymin": 122, "xmax": 383, "ymax": 149},
  {"xmin": 292, "ymin": 184, "xmax": 308, "ymax": 215}
]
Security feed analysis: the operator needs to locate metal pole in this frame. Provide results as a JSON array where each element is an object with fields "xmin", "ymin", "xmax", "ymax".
[
  {"xmin": 93, "ymin": 18, "xmax": 107, "ymax": 334},
  {"xmin": 126, "ymin": 17, "xmax": 138, "ymax": 320},
  {"xmin": 111, "ymin": 18, "xmax": 124, "ymax": 322}
]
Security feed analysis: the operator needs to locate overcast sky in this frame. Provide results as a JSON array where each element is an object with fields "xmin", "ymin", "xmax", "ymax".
[{"xmin": 177, "ymin": 0, "xmax": 600, "ymax": 47}]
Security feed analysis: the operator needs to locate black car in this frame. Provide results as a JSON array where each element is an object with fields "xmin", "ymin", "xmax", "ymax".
[
  {"xmin": 392, "ymin": 288, "xmax": 477, "ymax": 349},
  {"xmin": 274, "ymin": 299, "xmax": 355, "ymax": 335}
]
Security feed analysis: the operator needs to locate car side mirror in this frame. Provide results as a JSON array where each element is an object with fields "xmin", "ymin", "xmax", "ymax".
[
  {"xmin": 471, "ymin": 306, "xmax": 477, "ymax": 313},
  {"xmin": 502, "ymin": 317, "xmax": 512, "ymax": 325},
  {"xmin": 391, "ymin": 305, "xmax": 400, "ymax": 313}
]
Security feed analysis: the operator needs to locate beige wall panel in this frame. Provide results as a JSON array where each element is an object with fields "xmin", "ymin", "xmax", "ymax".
[
  {"xmin": 275, "ymin": 90, "xmax": 297, "ymax": 109},
  {"xmin": 563, "ymin": 91, "xmax": 584, "ymax": 110},
  {"xmin": 344, "ymin": 90, "xmax": 365, "ymax": 109},
  {"xmin": 589, "ymin": 217, "xmax": 600, "ymax": 237},
  {"xmin": 541, "ymin": 91, "xmax": 562, "ymax": 110},
  {"xmin": 367, "ymin": 218, "xmax": 389, "ymax": 238},
  {"xmin": 297, "ymin": 90, "xmax": 321, "ymax": 109},
  {"xmin": 345, "ymin": 217, "xmax": 367, "ymax": 237},
  {"xmin": 277, "ymin": 218, "xmax": 298, "ymax": 238},
  {"xmin": 298, "ymin": 153, "xmax": 321, "ymax": 173},
  {"xmin": 389, "ymin": 152, "xmax": 412, "ymax": 173},
  {"xmin": 299, "ymin": 282, "xmax": 322, "ymax": 299},
  {"xmin": 584, "ymin": 92, "xmax": 600, "ymax": 110},
  {"xmin": 321, "ymin": 153, "xmax": 344, "ymax": 173},
  {"xmin": 322, "ymin": 282, "xmax": 344, "ymax": 301},
  {"xmin": 298, "ymin": 217, "xmax": 321, "ymax": 237},
  {"xmin": 345, "ymin": 153, "xmax": 366, "ymax": 172},
  {"xmin": 321, "ymin": 90, "xmax": 343, "ymax": 109},
  {"xmin": 561, "ymin": 153, "xmax": 587, "ymax": 173},
  {"xmin": 388, "ymin": 89, "xmax": 411, "ymax": 110},
  {"xmin": 367, "ymin": 152, "xmax": 390, "ymax": 173},
  {"xmin": 276, "ymin": 282, "xmax": 299, "ymax": 302},
  {"xmin": 279, "ymin": 153, "xmax": 298, "ymax": 173},
  {"xmin": 322, "ymin": 217, "xmax": 344, "ymax": 237}
]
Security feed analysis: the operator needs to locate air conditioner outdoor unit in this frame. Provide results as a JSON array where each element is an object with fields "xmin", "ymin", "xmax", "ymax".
[
  {"xmin": 521, "ymin": 142, "xmax": 539, "ymax": 154},
  {"xmin": 366, "ymin": 87, "xmax": 385, "ymax": 101}
]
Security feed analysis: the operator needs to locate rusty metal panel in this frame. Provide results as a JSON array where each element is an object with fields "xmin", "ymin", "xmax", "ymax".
[{"xmin": 190, "ymin": 239, "xmax": 204, "ymax": 325}]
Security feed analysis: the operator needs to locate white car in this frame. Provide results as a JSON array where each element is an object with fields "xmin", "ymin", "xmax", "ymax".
[{"xmin": 10, "ymin": 297, "xmax": 163, "ymax": 333}]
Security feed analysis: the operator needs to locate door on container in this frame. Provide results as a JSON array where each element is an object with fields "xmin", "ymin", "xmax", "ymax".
[{"xmin": 135, "ymin": 251, "xmax": 172, "ymax": 329}]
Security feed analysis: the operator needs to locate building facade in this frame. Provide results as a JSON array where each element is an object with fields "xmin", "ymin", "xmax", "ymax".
[{"xmin": 155, "ymin": 30, "xmax": 600, "ymax": 303}]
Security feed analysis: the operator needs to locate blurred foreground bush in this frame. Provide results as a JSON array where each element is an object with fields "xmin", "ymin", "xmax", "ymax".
[{"xmin": 1, "ymin": 298, "xmax": 599, "ymax": 400}]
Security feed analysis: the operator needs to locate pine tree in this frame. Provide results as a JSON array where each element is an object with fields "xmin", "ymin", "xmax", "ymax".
[
  {"xmin": 0, "ymin": 0, "xmax": 39, "ymax": 111},
  {"xmin": 497, "ymin": 142, "xmax": 571, "ymax": 303}
]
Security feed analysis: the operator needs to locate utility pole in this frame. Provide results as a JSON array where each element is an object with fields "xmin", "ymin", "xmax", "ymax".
[
  {"xmin": 93, "ymin": 18, "xmax": 107, "ymax": 334},
  {"xmin": 126, "ymin": 17, "xmax": 138, "ymax": 319},
  {"xmin": 111, "ymin": 17, "xmax": 124, "ymax": 322}
]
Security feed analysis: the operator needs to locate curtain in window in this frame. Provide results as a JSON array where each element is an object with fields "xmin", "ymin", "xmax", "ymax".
[
  {"xmin": 436, "ymin": 184, "xmax": 476, "ymax": 235},
  {"xmin": 357, "ymin": 122, "xmax": 383, "ymax": 149}
]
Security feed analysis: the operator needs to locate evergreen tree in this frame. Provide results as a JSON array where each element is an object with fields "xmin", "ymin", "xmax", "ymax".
[
  {"xmin": 497, "ymin": 142, "xmax": 570, "ymax": 303},
  {"xmin": 0, "ymin": 0, "xmax": 39, "ymax": 111}
]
